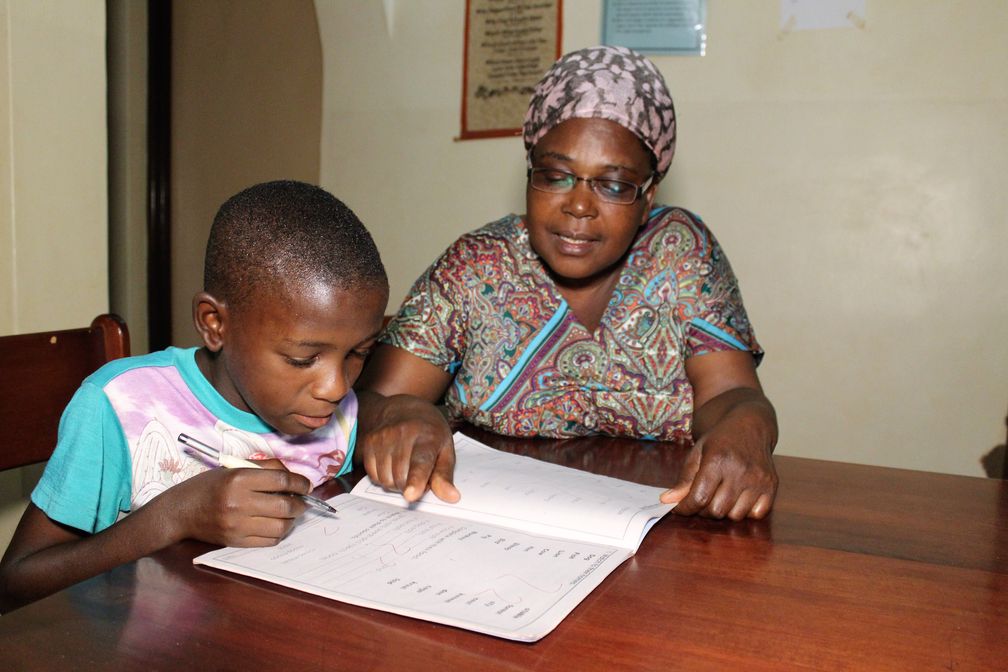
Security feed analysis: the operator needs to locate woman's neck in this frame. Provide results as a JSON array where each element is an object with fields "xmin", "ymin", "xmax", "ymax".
[{"xmin": 549, "ymin": 263, "xmax": 624, "ymax": 333}]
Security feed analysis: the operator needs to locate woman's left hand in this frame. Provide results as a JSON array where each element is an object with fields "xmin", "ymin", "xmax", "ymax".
[
  {"xmin": 660, "ymin": 401, "xmax": 778, "ymax": 519},
  {"xmin": 660, "ymin": 350, "xmax": 779, "ymax": 520}
]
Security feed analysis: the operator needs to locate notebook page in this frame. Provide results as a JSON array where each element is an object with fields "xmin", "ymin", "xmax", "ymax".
[
  {"xmin": 195, "ymin": 494, "xmax": 632, "ymax": 641},
  {"xmin": 352, "ymin": 432, "xmax": 673, "ymax": 551}
]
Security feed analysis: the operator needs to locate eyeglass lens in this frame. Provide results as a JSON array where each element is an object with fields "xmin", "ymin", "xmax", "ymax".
[{"xmin": 529, "ymin": 169, "xmax": 649, "ymax": 204}]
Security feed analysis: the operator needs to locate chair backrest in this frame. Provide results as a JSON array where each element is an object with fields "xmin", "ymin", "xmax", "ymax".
[{"xmin": 0, "ymin": 314, "xmax": 130, "ymax": 471}]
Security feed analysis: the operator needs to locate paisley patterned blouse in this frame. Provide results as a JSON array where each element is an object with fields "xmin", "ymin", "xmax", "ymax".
[{"xmin": 381, "ymin": 206, "xmax": 761, "ymax": 441}]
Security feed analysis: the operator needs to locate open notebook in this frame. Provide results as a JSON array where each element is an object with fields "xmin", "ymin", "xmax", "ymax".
[{"xmin": 194, "ymin": 432, "xmax": 674, "ymax": 641}]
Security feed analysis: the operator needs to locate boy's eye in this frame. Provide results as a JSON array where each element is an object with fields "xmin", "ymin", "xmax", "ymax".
[{"xmin": 285, "ymin": 355, "xmax": 318, "ymax": 368}]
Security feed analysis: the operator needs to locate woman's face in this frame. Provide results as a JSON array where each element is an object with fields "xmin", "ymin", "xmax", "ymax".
[{"xmin": 525, "ymin": 117, "xmax": 657, "ymax": 289}]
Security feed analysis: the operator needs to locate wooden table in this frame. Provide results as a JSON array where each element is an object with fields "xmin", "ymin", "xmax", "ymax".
[{"xmin": 2, "ymin": 428, "xmax": 1006, "ymax": 671}]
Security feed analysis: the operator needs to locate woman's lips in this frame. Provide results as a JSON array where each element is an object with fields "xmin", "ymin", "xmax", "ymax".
[{"xmin": 554, "ymin": 232, "xmax": 596, "ymax": 255}]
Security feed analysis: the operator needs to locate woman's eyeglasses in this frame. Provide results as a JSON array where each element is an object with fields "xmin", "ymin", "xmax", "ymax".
[{"xmin": 527, "ymin": 168, "xmax": 654, "ymax": 205}]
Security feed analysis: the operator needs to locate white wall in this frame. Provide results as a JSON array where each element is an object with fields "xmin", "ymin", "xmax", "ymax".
[
  {"xmin": 0, "ymin": 1, "xmax": 108, "ymax": 551},
  {"xmin": 317, "ymin": 0, "xmax": 1007, "ymax": 477}
]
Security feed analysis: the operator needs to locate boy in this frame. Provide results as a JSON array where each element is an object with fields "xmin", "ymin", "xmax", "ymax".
[{"xmin": 0, "ymin": 180, "xmax": 389, "ymax": 611}]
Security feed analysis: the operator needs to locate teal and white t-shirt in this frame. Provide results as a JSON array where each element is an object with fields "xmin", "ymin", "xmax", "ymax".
[{"xmin": 32, "ymin": 346, "xmax": 357, "ymax": 534}]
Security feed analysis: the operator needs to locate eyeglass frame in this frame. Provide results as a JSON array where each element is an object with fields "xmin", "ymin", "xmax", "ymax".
[{"xmin": 526, "ymin": 167, "xmax": 655, "ymax": 205}]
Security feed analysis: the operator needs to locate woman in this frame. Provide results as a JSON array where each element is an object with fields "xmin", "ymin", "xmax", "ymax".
[{"xmin": 356, "ymin": 46, "xmax": 778, "ymax": 520}]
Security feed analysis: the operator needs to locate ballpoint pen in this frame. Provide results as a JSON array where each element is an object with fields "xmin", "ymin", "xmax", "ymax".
[{"xmin": 178, "ymin": 433, "xmax": 339, "ymax": 516}]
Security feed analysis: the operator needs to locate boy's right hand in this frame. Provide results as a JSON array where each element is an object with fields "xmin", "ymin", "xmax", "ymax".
[{"xmin": 169, "ymin": 465, "xmax": 310, "ymax": 547}]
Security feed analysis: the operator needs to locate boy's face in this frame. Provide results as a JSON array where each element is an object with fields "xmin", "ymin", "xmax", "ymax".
[{"xmin": 199, "ymin": 280, "xmax": 388, "ymax": 436}]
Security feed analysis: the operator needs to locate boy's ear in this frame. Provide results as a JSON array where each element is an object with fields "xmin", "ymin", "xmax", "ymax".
[{"xmin": 192, "ymin": 291, "xmax": 229, "ymax": 353}]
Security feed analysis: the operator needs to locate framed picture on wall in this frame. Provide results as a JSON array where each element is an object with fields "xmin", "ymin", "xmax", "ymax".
[
  {"xmin": 602, "ymin": 0, "xmax": 707, "ymax": 56},
  {"xmin": 460, "ymin": 0, "xmax": 563, "ymax": 140}
]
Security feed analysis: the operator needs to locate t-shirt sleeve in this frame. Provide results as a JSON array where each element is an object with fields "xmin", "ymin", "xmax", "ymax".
[
  {"xmin": 31, "ymin": 381, "xmax": 132, "ymax": 533},
  {"xmin": 678, "ymin": 213, "xmax": 763, "ymax": 364},
  {"xmin": 381, "ymin": 238, "xmax": 473, "ymax": 373}
]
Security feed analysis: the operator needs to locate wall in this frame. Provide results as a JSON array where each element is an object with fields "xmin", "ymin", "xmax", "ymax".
[
  {"xmin": 316, "ymin": 0, "xmax": 1007, "ymax": 477},
  {"xmin": 0, "ymin": 0, "xmax": 108, "ymax": 551},
  {"xmin": 0, "ymin": 0, "xmax": 323, "ymax": 560},
  {"xmin": 170, "ymin": 0, "xmax": 323, "ymax": 346}
]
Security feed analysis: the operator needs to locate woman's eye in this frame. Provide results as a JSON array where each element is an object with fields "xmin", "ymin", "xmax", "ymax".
[
  {"xmin": 543, "ymin": 171, "xmax": 574, "ymax": 186},
  {"xmin": 597, "ymin": 179, "xmax": 629, "ymax": 196},
  {"xmin": 349, "ymin": 348, "xmax": 372, "ymax": 360}
]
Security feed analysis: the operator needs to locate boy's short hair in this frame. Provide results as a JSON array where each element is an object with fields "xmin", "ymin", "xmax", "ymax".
[{"xmin": 204, "ymin": 181, "xmax": 388, "ymax": 308}]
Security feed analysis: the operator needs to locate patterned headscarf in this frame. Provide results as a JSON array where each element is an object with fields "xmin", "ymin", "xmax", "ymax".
[{"xmin": 523, "ymin": 45, "xmax": 677, "ymax": 178}]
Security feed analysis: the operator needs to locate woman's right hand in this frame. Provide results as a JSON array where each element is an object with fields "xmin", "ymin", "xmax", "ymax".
[
  {"xmin": 355, "ymin": 390, "xmax": 460, "ymax": 504},
  {"xmin": 355, "ymin": 344, "xmax": 460, "ymax": 504}
]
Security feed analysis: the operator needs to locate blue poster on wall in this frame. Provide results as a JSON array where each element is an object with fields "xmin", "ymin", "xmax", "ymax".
[{"xmin": 601, "ymin": 0, "xmax": 707, "ymax": 56}]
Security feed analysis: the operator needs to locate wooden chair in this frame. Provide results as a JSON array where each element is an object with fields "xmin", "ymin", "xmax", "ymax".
[{"xmin": 0, "ymin": 314, "xmax": 130, "ymax": 471}]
